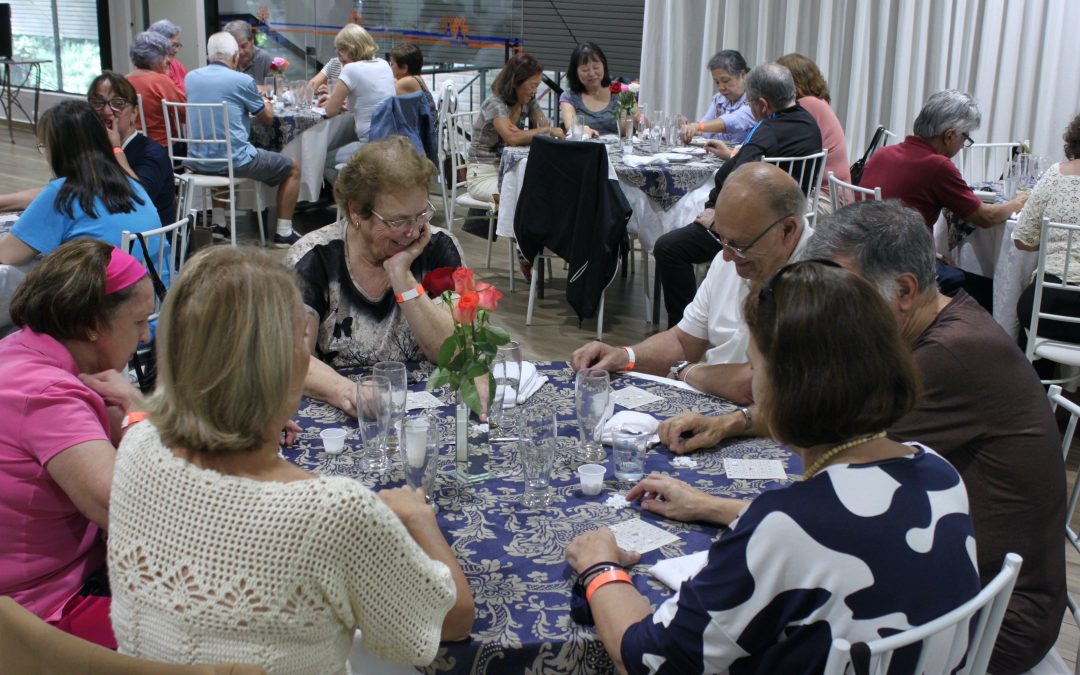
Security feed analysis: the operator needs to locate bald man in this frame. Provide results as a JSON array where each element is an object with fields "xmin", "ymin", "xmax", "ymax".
[{"xmin": 570, "ymin": 162, "xmax": 813, "ymax": 403}]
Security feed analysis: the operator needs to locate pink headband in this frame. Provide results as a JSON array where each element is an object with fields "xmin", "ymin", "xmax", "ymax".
[{"xmin": 104, "ymin": 247, "xmax": 147, "ymax": 295}]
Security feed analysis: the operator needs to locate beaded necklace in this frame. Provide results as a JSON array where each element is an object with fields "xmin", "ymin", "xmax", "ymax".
[{"xmin": 802, "ymin": 431, "xmax": 886, "ymax": 480}]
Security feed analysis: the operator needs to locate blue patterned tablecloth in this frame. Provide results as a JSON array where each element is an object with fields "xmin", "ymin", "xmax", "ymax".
[
  {"xmin": 499, "ymin": 144, "xmax": 720, "ymax": 212},
  {"xmin": 251, "ymin": 109, "xmax": 323, "ymax": 153},
  {"xmin": 285, "ymin": 361, "xmax": 797, "ymax": 674}
]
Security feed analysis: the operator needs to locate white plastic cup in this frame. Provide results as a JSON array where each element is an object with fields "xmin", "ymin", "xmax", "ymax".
[
  {"xmin": 577, "ymin": 463, "xmax": 606, "ymax": 496},
  {"xmin": 320, "ymin": 428, "xmax": 347, "ymax": 454}
]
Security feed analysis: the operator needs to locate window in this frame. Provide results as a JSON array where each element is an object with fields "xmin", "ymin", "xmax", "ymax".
[{"xmin": 10, "ymin": 0, "xmax": 104, "ymax": 94}]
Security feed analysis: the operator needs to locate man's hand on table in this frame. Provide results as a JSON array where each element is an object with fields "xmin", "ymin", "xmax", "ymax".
[
  {"xmin": 703, "ymin": 139, "xmax": 733, "ymax": 160},
  {"xmin": 693, "ymin": 208, "xmax": 716, "ymax": 227},
  {"xmin": 570, "ymin": 342, "xmax": 628, "ymax": 372},
  {"xmin": 566, "ymin": 526, "xmax": 641, "ymax": 574},
  {"xmin": 658, "ymin": 411, "xmax": 745, "ymax": 454},
  {"xmin": 626, "ymin": 473, "xmax": 747, "ymax": 527}
]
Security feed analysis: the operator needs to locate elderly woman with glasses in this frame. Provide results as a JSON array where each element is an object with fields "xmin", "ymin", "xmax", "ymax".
[
  {"xmin": 285, "ymin": 136, "xmax": 463, "ymax": 415},
  {"xmin": 127, "ymin": 30, "xmax": 186, "ymax": 148},
  {"xmin": 147, "ymin": 19, "xmax": 187, "ymax": 93},
  {"xmin": 566, "ymin": 261, "xmax": 981, "ymax": 674}
]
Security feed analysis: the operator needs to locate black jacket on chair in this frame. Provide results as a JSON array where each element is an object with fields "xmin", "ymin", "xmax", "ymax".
[{"xmin": 514, "ymin": 136, "xmax": 632, "ymax": 320}]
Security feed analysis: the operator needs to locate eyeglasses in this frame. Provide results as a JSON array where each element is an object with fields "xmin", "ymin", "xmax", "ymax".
[
  {"xmin": 88, "ymin": 96, "xmax": 130, "ymax": 113},
  {"xmin": 370, "ymin": 201, "xmax": 436, "ymax": 230},
  {"xmin": 709, "ymin": 213, "xmax": 794, "ymax": 259},
  {"xmin": 36, "ymin": 143, "xmax": 45, "ymax": 156},
  {"xmin": 961, "ymin": 132, "xmax": 975, "ymax": 149},
  {"xmin": 757, "ymin": 258, "xmax": 842, "ymax": 311}
]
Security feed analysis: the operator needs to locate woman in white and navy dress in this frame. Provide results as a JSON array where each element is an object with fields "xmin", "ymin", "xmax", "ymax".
[{"xmin": 566, "ymin": 261, "xmax": 981, "ymax": 674}]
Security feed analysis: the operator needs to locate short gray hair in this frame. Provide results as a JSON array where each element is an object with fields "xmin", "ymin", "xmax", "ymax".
[
  {"xmin": 129, "ymin": 31, "xmax": 171, "ymax": 70},
  {"xmin": 223, "ymin": 19, "xmax": 253, "ymax": 43},
  {"xmin": 148, "ymin": 19, "xmax": 181, "ymax": 39},
  {"xmin": 913, "ymin": 89, "xmax": 981, "ymax": 138},
  {"xmin": 706, "ymin": 49, "xmax": 749, "ymax": 75},
  {"xmin": 207, "ymin": 31, "xmax": 239, "ymax": 63},
  {"xmin": 744, "ymin": 62, "xmax": 797, "ymax": 109},
  {"xmin": 804, "ymin": 200, "xmax": 937, "ymax": 300}
]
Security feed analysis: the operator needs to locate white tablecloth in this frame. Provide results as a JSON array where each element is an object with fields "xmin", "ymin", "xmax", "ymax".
[
  {"xmin": 496, "ymin": 153, "xmax": 714, "ymax": 252},
  {"xmin": 257, "ymin": 113, "xmax": 354, "ymax": 206}
]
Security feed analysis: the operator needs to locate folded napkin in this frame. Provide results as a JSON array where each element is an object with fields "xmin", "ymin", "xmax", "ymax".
[
  {"xmin": 601, "ymin": 411, "xmax": 661, "ymax": 447},
  {"xmin": 623, "ymin": 371, "xmax": 700, "ymax": 393},
  {"xmin": 647, "ymin": 550, "xmax": 709, "ymax": 591},
  {"xmin": 492, "ymin": 360, "xmax": 548, "ymax": 408},
  {"xmin": 621, "ymin": 154, "xmax": 669, "ymax": 168}
]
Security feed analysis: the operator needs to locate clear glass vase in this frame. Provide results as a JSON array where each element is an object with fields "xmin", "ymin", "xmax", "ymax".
[{"xmin": 452, "ymin": 390, "xmax": 492, "ymax": 485}]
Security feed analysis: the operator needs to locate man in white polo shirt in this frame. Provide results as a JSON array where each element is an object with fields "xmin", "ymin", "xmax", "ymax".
[{"xmin": 570, "ymin": 162, "xmax": 813, "ymax": 403}]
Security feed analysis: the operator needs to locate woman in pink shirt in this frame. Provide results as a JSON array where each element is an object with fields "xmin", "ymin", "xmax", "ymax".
[
  {"xmin": 0, "ymin": 239, "xmax": 153, "ymax": 647},
  {"xmin": 777, "ymin": 53, "xmax": 851, "ymax": 214}
]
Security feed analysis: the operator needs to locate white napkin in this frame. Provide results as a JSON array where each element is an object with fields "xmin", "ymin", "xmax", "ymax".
[
  {"xmin": 669, "ymin": 146, "xmax": 706, "ymax": 155},
  {"xmin": 623, "ymin": 371, "xmax": 700, "ymax": 393},
  {"xmin": 621, "ymin": 154, "xmax": 669, "ymax": 167},
  {"xmin": 647, "ymin": 550, "xmax": 709, "ymax": 591},
  {"xmin": 601, "ymin": 410, "xmax": 661, "ymax": 447},
  {"xmin": 491, "ymin": 360, "xmax": 548, "ymax": 408}
]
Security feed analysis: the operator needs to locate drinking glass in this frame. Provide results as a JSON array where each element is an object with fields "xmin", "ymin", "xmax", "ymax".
[
  {"xmin": 575, "ymin": 368, "xmax": 610, "ymax": 463},
  {"xmin": 517, "ymin": 406, "xmax": 557, "ymax": 507},
  {"xmin": 612, "ymin": 427, "xmax": 647, "ymax": 485},
  {"xmin": 373, "ymin": 361, "xmax": 408, "ymax": 455},
  {"xmin": 402, "ymin": 414, "xmax": 440, "ymax": 511},
  {"xmin": 262, "ymin": 76, "xmax": 275, "ymax": 98},
  {"xmin": 492, "ymin": 341, "xmax": 522, "ymax": 434},
  {"xmin": 356, "ymin": 375, "xmax": 391, "ymax": 472}
]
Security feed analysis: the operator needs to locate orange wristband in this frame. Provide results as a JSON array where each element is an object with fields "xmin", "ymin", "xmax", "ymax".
[
  {"xmin": 698, "ymin": 122, "xmax": 705, "ymax": 133},
  {"xmin": 121, "ymin": 411, "xmax": 148, "ymax": 429},
  {"xmin": 112, "ymin": 147, "xmax": 124, "ymax": 155},
  {"xmin": 395, "ymin": 284, "xmax": 424, "ymax": 303},
  {"xmin": 585, "ymin": 568, "xmax": 632, "ymax": 602},
  {"xmin": 621, "ymin": 346, "xmax": 636, "ymax": 372}
]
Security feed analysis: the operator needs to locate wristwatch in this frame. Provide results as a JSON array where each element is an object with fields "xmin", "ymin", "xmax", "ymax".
[{"xmin": 670, "ymin": 360, "xmax": 691, "ymax": 380}]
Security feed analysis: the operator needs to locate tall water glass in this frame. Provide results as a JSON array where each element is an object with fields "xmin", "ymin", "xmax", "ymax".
[
  {"xmin": 356, "ymin": 375, "xmax": 391, "ymax": 472},
  {"xmin": 373, "ymin": 361, "xmax": 408, "ymax": 455},
  {"xmin": 517, "ymin": 406, "xmax": 557, "ymax": 507},
  {"xmin": 403, "ymin": 414, "xmax": 440, "ymax": 511},
  {"xmin": 492, "ymin": 341, "xmax": 522, "ymax": 433},
  {"xmin": 575, "ymin": 368, "xmax": 610, "ymax": 463}
]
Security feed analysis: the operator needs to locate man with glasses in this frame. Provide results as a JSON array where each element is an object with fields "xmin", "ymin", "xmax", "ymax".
[
  {"xmin": 652, "ymin": 63, "xmax": 822, "ymax": 328},
  {"xmin": 571, "ymin": 163, "xmax": 812, "ymax": 402},
  {"xmin": 860, "ymin": 89, "xmax": 1027, "ymax": 231}
]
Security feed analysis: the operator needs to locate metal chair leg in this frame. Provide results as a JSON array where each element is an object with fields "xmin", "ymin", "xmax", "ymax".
[{"xmin": 525, "ymin": 254, "xmax": 540, "ymax": 326}]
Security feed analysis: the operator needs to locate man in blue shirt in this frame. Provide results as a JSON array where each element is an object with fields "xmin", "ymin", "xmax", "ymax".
[{"xmin": 185, "ymin": 31, "xmax": 300, "ymax": 247}]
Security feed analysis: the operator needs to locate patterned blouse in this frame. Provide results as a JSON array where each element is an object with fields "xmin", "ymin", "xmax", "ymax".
[
  {"xmin": 285, "ymin": 221, "xmax": 463, "ymax": 368},
  {"xmin": 621, "ymin": 444, "xmax": 980, "ymax": 675},
  {"xmin": 1012, "ymin": 162, "xmax": 1080, "ymax": 282},
  {"xmin": 467, "ymin": 94, "xmax": 541, "ymax": 167}
]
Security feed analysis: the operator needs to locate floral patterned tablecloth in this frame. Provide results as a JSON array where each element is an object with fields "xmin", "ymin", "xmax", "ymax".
[
  {"xmin": 250, "ymin": 109, "xmax": 323, "ymax": 153},
  {"xmin": 285, "ymin": 361, "xmax": 797, "ymax": 674}
]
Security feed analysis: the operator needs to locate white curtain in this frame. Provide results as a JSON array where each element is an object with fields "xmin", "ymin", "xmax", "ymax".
[{"xmin": 640, "ymin": 0, "xmax": 1080, "ymax": 164}]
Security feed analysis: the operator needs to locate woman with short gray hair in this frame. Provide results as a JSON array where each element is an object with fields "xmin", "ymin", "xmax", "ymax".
[
  {"xmin": 127, "ymin": 30, "xmax": 186, "ymax": 148},
  {"xmin": 148, "ymin": 18, "xmax": 187, "ymax": 92},
  {"xmin": 681, "ymin": 49, "xmax": 754, "ymax": 144}
]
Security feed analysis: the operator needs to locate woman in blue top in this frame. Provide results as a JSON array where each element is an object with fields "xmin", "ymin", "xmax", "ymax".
[
  {"xmin": 566, "ymin": 261, "xmax": 981, "ymax": 675},
  {"xmin": 0, "ymin": 100, "xmax": 167, "ymax": 280},
  {"xmin": 680, "ymin": 49, "xmax": 755, "ymax": 146},
  {"xmin": 558, "ymin": 42, "xmax": 619, "ymax": 136}
]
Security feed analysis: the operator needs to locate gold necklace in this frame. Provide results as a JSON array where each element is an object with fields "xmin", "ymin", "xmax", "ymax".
[{"xmin": 802, "ymin": 432, "xmax": 886, "ymax": 480}]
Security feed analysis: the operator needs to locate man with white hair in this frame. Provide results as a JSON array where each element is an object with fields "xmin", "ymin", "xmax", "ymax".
[
  {"xmin": 148, "ymin": 19, "xmax": 187, "ymax": 92},
  {"xmin": 223, "ymin": 19, "xmax": 273, "ymax": 83},
  {"xmin": 185, "ymin": 32, "xmax": 301, "ymax": 247},
  {"xmin": 652, "ymin": 62, "xmax": 822, "ymax": 327}
]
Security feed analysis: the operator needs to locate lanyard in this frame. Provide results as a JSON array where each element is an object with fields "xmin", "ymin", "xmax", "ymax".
[{"xmin": 740, "ymin": 112, "xmax": 776, "ymax": 145}]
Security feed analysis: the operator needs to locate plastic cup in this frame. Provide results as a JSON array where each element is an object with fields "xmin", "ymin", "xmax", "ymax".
[
  {"xmin": 577, "ymin": 463, "xmax": 606, "ymax": 496},
  {"xmin": 612, "ymin": 427, "xmax": 647, "ymax": 484},
  {"xmin": 320, "ymin": 428, "xmax": 347, "ymax": 454}
]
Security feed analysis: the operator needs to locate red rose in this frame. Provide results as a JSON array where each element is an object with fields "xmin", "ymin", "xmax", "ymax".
[
  {"xmin": 422, "ymin": 266, "xmax": 456, "ymax": 296},
  {"xmin": 609, "ymin": 82, "xmax": 622, "ymax": 95},
  {"xmin": 475, "ymin": 282, "xmax": 503, "ymax": 312},
  {"xmin": 452, "ymin": 266, "xmax": 476, "ymax": 295},
  {"xmin": 453, "ymin": 291, "xmax": 480, "ymax": 324}
]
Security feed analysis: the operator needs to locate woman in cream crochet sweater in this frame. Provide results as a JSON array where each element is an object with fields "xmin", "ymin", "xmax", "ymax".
[{"xmin": 107, "ymin": 246, "xmax": 474, "ymax": 674}]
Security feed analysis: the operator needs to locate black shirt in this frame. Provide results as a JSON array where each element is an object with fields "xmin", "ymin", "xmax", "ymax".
[
  {"xmin": 706, "ymin": 102, "xmax": 823, "ymax": 207},
  {"xmin": 124, "ymin": 132, "xmax": 175, "ymax": 227}
]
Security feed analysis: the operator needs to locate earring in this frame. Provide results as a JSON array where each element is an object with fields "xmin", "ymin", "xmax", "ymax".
[{"xmin": 88, "ymin": 332, "xmax": 98, "ymax": 342}]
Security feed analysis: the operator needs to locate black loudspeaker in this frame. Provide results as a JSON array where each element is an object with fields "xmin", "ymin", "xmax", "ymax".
[{"xmin": 0, "ymin": 5, "xmax": 11, "ymax": 60}]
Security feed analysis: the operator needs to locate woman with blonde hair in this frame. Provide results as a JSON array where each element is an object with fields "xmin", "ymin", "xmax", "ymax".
[
  {"xmin": 322, "ymin": 23, "xmax": 396, "ymax": 172},
  {"xmin": 286, "ymin": 136, "xmax": 463, "ymax": 415},
  {"xmin": 107, "ymin": 245, "xmax": 474, "ymax": 673}
]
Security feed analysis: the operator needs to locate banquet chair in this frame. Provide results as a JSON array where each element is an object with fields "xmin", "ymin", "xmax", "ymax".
[
  {"xmin": 136, "ymin": 93, "xmax": 147, "ymax": 137},
  {"xmin": 763, "ymin": 149, "xmax": 828, "ymax": 228},
  {"xmin": 821, "ymin": 553, "xmax": 1022, "ymax": 675},
  {"xmin": 1024, "ymin": 218, "xmax": 1080, "ymax": 386},
  {"xmin": 829, "ymin": 171, "xmax": 882, "ymax": 211},
  {"xmin": 0, "ymin": 596, "xmax": 266, "ymax": 675},
  {"xmin": 958, "ymin": 140, "xmax": 1028, "ymax": 186},
  {"xmin": 163, "ymin": 100, "xmax": 266, "ymax": 247}
]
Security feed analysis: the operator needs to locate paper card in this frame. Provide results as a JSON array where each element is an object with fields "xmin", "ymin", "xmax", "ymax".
[
  {"xmin": 406, "ymin": 391, "xmax": 445, "ymax": 410},
  {"xmin": 608, "ymin": 518, "xmax": 681, "ymax": 554},
  {"xmin": 610, "ymin": 385, "xmax": 664, "ymax": 409},
  {"xmin": 723, "ymin": 458, "xmax": 788, "ymax": 481}
]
